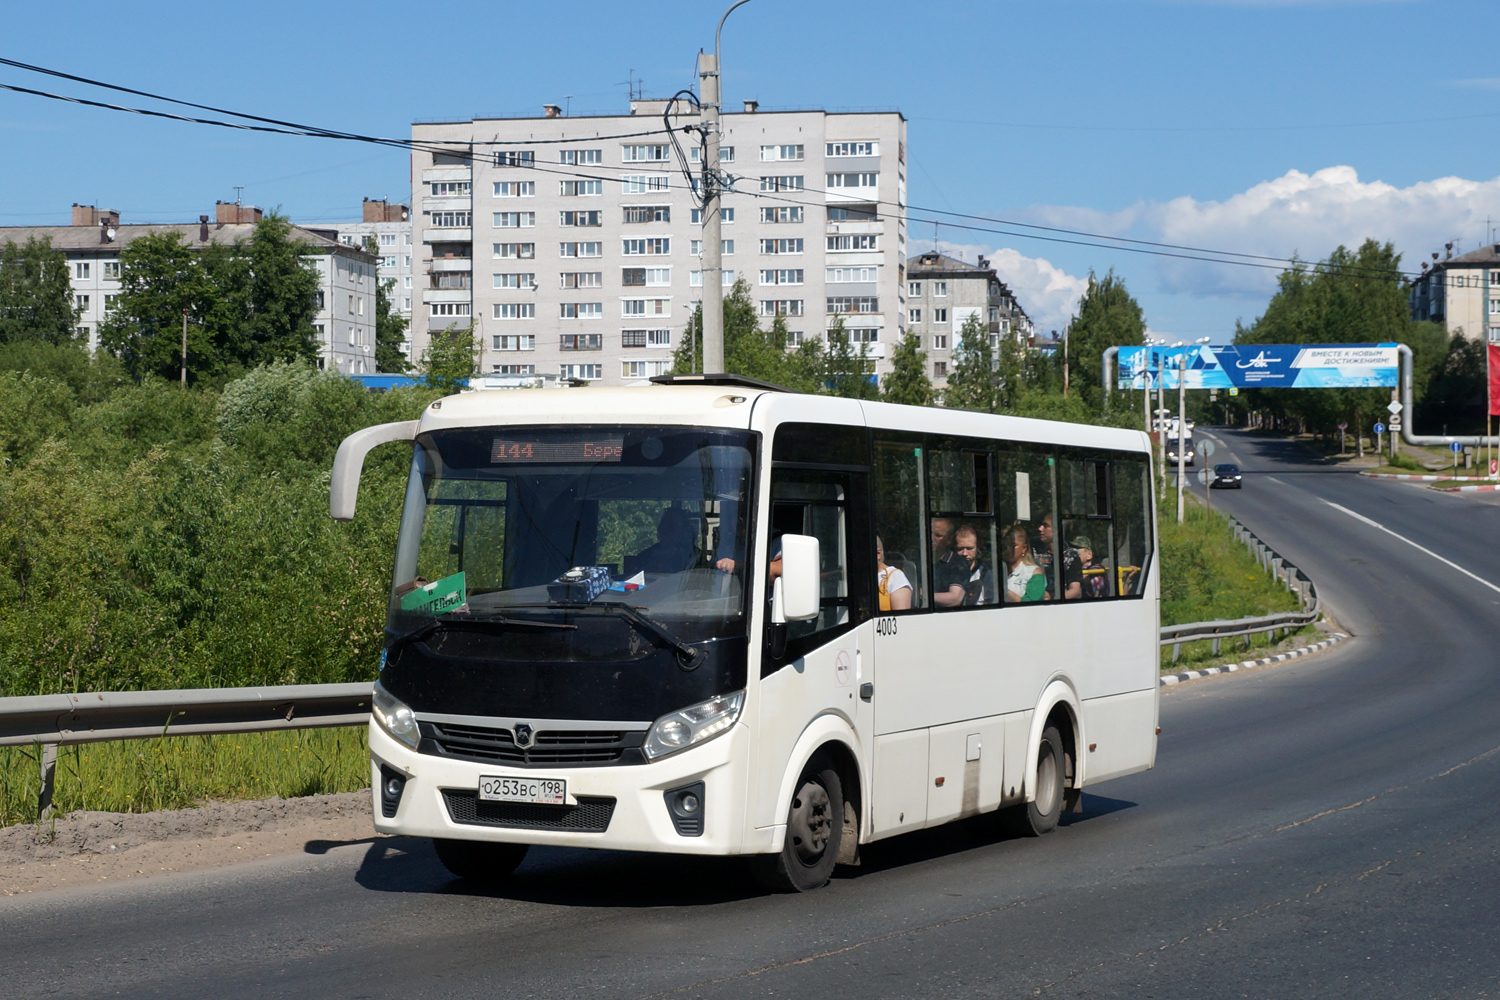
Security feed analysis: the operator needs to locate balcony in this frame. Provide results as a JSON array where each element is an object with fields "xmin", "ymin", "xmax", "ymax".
[
  {"xmin": 825, "ymin": 220, "xmax": 884, "ymax": 236},
  {"xmin": 422, "ymin": 167, "xmax": 472, "ymax": 183},
  {"xmin": 429, "ymin": 257, "xmax": 472, "ymax": 273},
  {"xmin": 424, "ymin": 228, "xmax": 472, "ymax": 244}
]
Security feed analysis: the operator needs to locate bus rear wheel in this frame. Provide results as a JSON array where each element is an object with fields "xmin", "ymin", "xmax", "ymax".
[
  {"xmin": 432, "ymin": 838, "xmax": 529, "ymax": 881},
  {"xmin": 1006, "ymin": 725, "xmax": 1064, "ymax": 837},
  {"xmin": 751, "ymin": 756, "xmax": 843, "ymax": 893}
]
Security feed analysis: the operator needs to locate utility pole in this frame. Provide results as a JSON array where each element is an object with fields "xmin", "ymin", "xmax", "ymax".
[
  {"xmin": 1176, "ymin": 352, "xmax": 1187, "ymax": 524},
  {"xmin": 1157, "ymin": 361, "xmax": 1167, "ymax": 500},
  {"xmin": 181, "ymin": 306, "xmax": 189, "ymax": 388}
]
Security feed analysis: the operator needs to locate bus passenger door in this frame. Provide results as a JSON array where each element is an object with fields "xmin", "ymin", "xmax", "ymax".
[{"xmin": 756, "ymin": 468, "xmax": 875, "ymax": 838}]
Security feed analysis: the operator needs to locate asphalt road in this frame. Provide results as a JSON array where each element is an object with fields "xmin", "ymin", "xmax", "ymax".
[{"xmin": 5, "ymin": 429, "xmax": 1499, "ymax": 999}]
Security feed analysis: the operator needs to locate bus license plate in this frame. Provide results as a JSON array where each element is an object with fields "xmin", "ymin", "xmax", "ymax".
[{"xmin": 478, "ymin": 775, "xmax": 566, "ymax": 805}]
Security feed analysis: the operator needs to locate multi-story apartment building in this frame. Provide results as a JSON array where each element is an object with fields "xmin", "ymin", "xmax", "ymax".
[
  {"xmin": 410, "ymin": 99, "xmax": 907, "ymax": 385},
  {"xmin": 312, "ymin": 199, "xmax": 415, "ymax": 360},
  {"xmin": 1409, "ymin": 242, "xmax": 1500, "ymax": 344},
  {"xmin": 2, "ymin": 203, "xmax": 379, "ymax": 373},
  {"xmin": 904, "ymin": 251, "xmax": 1034, "ymax": 386}
]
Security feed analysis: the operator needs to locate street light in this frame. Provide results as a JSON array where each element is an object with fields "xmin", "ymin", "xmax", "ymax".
[{"xmin": 1173, "ymin": 337, "xmax": 1212, "ymax": 525}]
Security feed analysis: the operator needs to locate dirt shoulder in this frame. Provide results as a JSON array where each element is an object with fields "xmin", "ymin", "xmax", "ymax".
[{"xmin": 0, "ymin": 790, "xmax": 382, "ymax": 897}]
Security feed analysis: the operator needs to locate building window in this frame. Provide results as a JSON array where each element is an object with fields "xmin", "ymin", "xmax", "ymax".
[
  {"xmin": 429, "ymin": 210, "xmax": 471, "ymax": 227},
  {"xmin": 623, "ymin": 238, "xmax": 670, "ymax": 255},
  {"xmin": 494, "ymin": 150, "xmax": 535, "ymax": 167},
  {"xmin": 75, "ymin": 325, "xmax": 90, "ymax": 339},
  {"xmin": 430, "ymin": 302, "xmax": 472, "ymax": 317},
  {"xmin": 622, "ymin": 267, "xmax": 646, "ymax": 286},
  {"xmin": 908, "ymin": 281, "xmax": 922, "ymax": 296},
  {"xmin": 759, "ymin": 175, "xmax": 804, "ymax": 192},
  {"xmin": 493, "ymin": 181, "xmax": 535, "ymax": 197},
  {"xmin": 313, "ymin": 323, "xmax": 325, "ymax": 339},
  {"xmin": 933, "ymin": 334, "xmax": 949, "ymax": 350},
  {"xmin": 560, "ymin": 333, "xmax": 603, "ymax": 351},
  {"xmin": 493, "ymin": 334, "xmax": 536, "ymax": 351},
  {"xmin": 826, "ymin": 140, "xmax": 878, "ymax": 157},
  {"xmin": 759, "ymin": 144, "xmax": 804, "ymax": 161},
  {"xmin": 758, "ymin": 299, "xmax": 804, "ymax": 317},
  {"xmin": 561, "ymin": 149, "xmax": 602, "ymax": 166},
  {"xmin": 493, "ymin": 211, "xmax": 535, "ymax": 228},
  {"xmin": 74, "ymin": 294, "xmax": 90, "ymax": 310},
  {"xmin": 560, "ymin": 271, "xmax": 602, "ymax": 289},
  {"xmin": 622, "ymin": 298, "xmax": 670, "ymax": 317},
  {"xmin": 622, "ymin": 360, "xmax": 672, "ymax": 379},
  {"xmin": 494, "ymin": 363, "xmax": 537, "ymax": 374},
  {"xmin": 493, "ymin": 242, "xmax": 536, "ymax": 259},
  {"xmin": 691, "ymin": 207, "xmax": 734, "ymax": 224},
  {"xmin": 430, "ymin": 181, "xmax": 471, "ymax": 197},
  {"xmin": 934, "ymin": 308, "xmax": 948, "ymax": 323},
  {"xmin": 827, "ymin": 204, "xmax": 878, "ymax": 222},
  {"xmin": 908, "ymin": 308, "xmax": 921, "ymax": 323},
  {"xmin": 558, "ymin": 242, "xmax": 602, "ymax": 257},
  {"xmin": 622, "ymin": 144, "xmax": 670, "ymax": 162},
  {"xmin": 494, "ymin": 272, "xmax": 536, "ymax": 289},
  {"xmin": 689, "ymin": 239, "xmax": 733, "ymax": 256},
  {"xmin": 760, "ymin": 206, "xmax": 803, "ymax": 224},
  {"xmin": 624, "ymin": 205, "xmax": 671, "ymax": 224},
  {"xmin": 618, "ymin": 328, "xmax": 671, "ymax": 348},
  {"xmin": 689, "ymin": 146, "xmax": 735, "ymax": 163},
  {"xmin": 759, "ymin": 238, "xmax": 804, "ymax": 256},
  {"xmin": 560, "ymin": 302, "xmax": 603, "ymax": 319},
  {"xmin": 934, "ymin": 281, "xmax": 948, "ymax": 296},
  {"xmin": 74, "ymin": 262, "xmax": 90, "ymax": 279},
  {"xmin": 690, "ymin": 269, "xmax": 735, "ymax": 287},
  {"xmin": 785, "ymin": 330, "xmax": 805, "ymax": 346},
  {"xmin": 760, "ymin": 269, "xmax": 804, "ymax": 285},
  {"xmin": 846, "ymin": 328, "xmax": 879, "ymax": 343},
  {"xmin": 827, "ymin": 172, "xmax": 878, "ymax": 188},
  {"xmin": 827, "ymin": 234, "xmax": 878, "ymax": 251},
  {"xmin": 933, "ymin": 361, "xmax": 948, "ymax": 378},
  {"xmin": 404, "ymin": 276, "xmax": 412, "ymax": 288},
  {"xmin": 827, "ymin": 266, "xmax": 878, "ymax": 283},
  {"xmin": 559, "ymin": 210, "xmax": 602, "ymax": 227},
  {"xmin": 561, "ymin": 364, "xmax": 603, "ymax": 380},
  {"xmin": 829, "ymin": 297, "xmax": 879, "ymax": 315},
  {"xmin": 558, "ymin": 179, "xmax": 603, "ymax": 197},
  {"xmin": 101, "ymin": 261, "xmax": 121, "ymax": 279},
  {"xmin": 379, "ymin": 233, "xmax": 397, "ymax": 246},
  {"xmin": 494, "ymin": 303, "xmax": 536, "ymax": 319},
  {"xmin": 622, "ymin": 175, "xmax": 671, "ymax": 194}
]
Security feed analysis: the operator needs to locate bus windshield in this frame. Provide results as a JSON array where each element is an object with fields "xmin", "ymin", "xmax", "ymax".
[{"xmin": 388, "ymin": 425, "xmax": 756, "ymax": 646}]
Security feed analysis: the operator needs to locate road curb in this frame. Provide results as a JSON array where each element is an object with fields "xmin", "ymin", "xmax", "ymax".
[
  {"xmin": 1429, "ymin": 483, "xmax": 1500, "ymax": 493},
  {"xmin": 1359, "ymin": 472, "xmax": 1445, "ymax": 481},
  {"xmin": 1159, "ymin": 632, "xmax": 1349, "ymax": 687}
]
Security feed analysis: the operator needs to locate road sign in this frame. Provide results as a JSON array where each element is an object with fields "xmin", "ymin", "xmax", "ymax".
[
  {"xmin": 1389, "ymin": 415, "xmax": 1401, "ymax": 428},
  {"xmin": 1195, "ymin": 439, "xmax": 1216, "ymax": 459},
  {"xmin": 1387, "ymin": 401, "xmax": 1403, "ymax": 415},
  {"xmin": 1450, "ymin": 441, "xmax": 1462, "ymax": 453},
  {"xmin": 1197, "ymin": 467, "xmax": 1210, "ymax": 485},
  {"xmin": 1337, "ymin": 422, "xmax": 1347, "ymax": 430},
  {"xmin": 1491, "ymin": 459, "xmax": 1498, "ymax": 476},
  {"xmin": 1373, "ymin": 422, "xmax": 1385, "ymax": 436}
]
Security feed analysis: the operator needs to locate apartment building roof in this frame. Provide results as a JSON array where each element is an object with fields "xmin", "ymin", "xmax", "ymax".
[
  {"xmin": 415, "ymin": 101, "xmax": 904, "ymax": 126},
  {"xmin": 906, "ymin": 251, "xmax": 996, "ymax": 278},
  {"xmin": 1430, "ymin": 243, "xmax": 1500, "ymax": 269}
]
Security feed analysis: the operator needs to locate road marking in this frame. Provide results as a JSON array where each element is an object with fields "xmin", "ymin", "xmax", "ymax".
[
  {"xmin": 1324, "ymin": 501, "xmax": 1500, "ymax": 596},
  {"xmin": 1266, "ymin": 477, "xmax": 1287, "ymax": 485}
]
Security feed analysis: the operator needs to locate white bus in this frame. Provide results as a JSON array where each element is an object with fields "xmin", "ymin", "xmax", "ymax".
[{"xmin": 331, "ymin": 376, "xmax": 1159, "ymax": 892}]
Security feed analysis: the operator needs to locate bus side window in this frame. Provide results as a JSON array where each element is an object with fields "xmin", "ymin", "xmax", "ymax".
[
  {"xmin": 767, "ymin": 473, "xmax": 868, "ymax": 667},
  {"xmin": 1111, "ymin": 457, "xmax": 1151, "ymax": 595},
  {"xmin": 995, "ymin": 449, "xmax": 1057, "ymax": 601},
  {"xmin": 874, "ymin": 440, "xmax": 928, "ymax": 609}
]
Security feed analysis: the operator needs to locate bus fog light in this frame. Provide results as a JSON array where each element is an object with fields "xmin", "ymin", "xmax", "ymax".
[
  {"xmin": 643, "ymin": 691, "xmax": 744, "ymax": 760},
  {"xmin": 664, "ymin": 781, "xmax": 706, "ymax": 836},
  {"xmin": 372, "ymin": 683, "xmax": 420, "ymax": 750},
  {"xmin": 679, "ymin": 792, "xmax": 701, "ymax": 813}
]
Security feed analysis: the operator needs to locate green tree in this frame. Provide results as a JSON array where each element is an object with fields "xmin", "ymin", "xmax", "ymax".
[
  {"xmin": 234, "ymin": 213, "xmax": 320, "ymax": 367},
  {"xmin": 672, "ymin": 279, "xmax": 818, "ymax": 389},
  {"xmin": 98, "ymin": 231, "xmax": 211, "ymax": 382},
  {"xmin": 943, "ymin": 313, "xmax": 997, "ymax": 412},
  {"xmin": 883, "ymin": 330, "xmax": 934, "ymax": 406},
  {"xmin": 421, "ymin": 324, "xmax": 478, "ymax": 394},
  {"xmin": 822, "ymin": 315, "xmax": 879, "ymax": 399},
  {"xmin": 374, "ymin": 279, "xmax": 410, "ymax": 374},
  {"xmin": 1065, "ymin": 271, "xmax": 1145, "ymax": 405},
  {"xmin": 0, "ymin": 237, "xmax": 80, "ymax": 344}
]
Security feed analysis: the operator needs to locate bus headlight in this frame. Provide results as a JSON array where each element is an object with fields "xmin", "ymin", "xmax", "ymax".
[
  {"xmin": 372, "ymin": 682, "xmax": 420, "ymax": 750},
  {"xmin": 643, "ymin": 691, "xmax": 744, "ymax": 761}
]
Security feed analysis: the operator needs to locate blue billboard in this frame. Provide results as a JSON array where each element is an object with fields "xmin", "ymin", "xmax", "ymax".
[{"xmin": 1117, "ymin": 343, "xmax": 1399, "ymax": 391}]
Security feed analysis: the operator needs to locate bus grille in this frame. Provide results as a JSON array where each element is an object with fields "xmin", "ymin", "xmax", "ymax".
[
  {"xmin": 421, "ymin": 722, "xmax": 641, "ymax": 766},
  {"xmin": 441, "ymin": 790, "xmax": 616, "ymax": 832}
]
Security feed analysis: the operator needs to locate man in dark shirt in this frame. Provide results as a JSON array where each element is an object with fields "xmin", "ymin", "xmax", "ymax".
[
  {"xmin": 1035, "ymin": 513, "xmax": 1081, "ymax": 600},
  {"xmin": 930, "ymin": 517, "xmax": 967, "ymax": 608}
]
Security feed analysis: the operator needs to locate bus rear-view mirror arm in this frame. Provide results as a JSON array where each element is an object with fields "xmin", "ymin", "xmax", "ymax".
[{"xmin": 330, "ymin": 420, "xmax": 420, "ymax": 521}]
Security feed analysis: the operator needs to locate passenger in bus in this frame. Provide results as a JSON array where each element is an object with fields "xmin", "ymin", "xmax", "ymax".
[
  {"xmin": 931, "ymin": 517, "xmax": 967, "ymax": 608},
  {"xmin": 1071, "ymin": 536, "xmax": 1109, "ymax": 599},
  {"xmin": 1003, "ymin": 523, "xmax": 1047, "ymax": 603},
  {"xmin": 633, "ymin": 506, "xmax": 698, "ymax": 573},
  {"xmin": 1035, "ymin": 514, "xmax": 1081, "ymax": 600},
  {"xmin": 875, "ymin": 536, "xmax": 912, "ymax": 611},
  {"xmin": 954, "ymin": 524, "xmax": 996, "ymax": 606}
]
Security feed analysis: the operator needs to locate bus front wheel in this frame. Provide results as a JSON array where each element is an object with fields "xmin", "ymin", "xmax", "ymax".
[
  {"xmin": 751, "ymin": 756, "xmax": 844, "ymax": 893},
  {"xmin": 432, "ymin": 838, "xmax": 529, "ymax": 881},
  {"xmin": 1006, "ymin": 725, "xmax": 1064, "ymax": 837}
]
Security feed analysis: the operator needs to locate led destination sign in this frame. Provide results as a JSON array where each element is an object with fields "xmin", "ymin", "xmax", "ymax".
[{"xmin": 490, "ymin": 436, "xmax": 626, "ymax": 463}]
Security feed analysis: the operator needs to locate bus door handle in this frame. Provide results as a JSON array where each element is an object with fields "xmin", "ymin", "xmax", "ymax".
[{"xmin": 859, "ymin": 683, "xmax": 874, "ymax": 702}]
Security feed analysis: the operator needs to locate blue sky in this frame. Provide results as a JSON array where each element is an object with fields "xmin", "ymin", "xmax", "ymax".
[{"xmin": 3, "ymin": 0, "xmax": 1495, "ymax": 340}]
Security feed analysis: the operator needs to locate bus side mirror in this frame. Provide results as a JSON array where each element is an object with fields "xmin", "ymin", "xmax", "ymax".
[
  {"xmin": 330, "ymin": 420, "xmax": 420, "ymax": 521},
  {"xmin": 778, "ymin": 533, "xmax": 820, "ymax": 622}
]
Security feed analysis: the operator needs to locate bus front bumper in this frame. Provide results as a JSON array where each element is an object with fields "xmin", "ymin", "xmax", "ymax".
[{"xmin": 367, "ymin": 719, "xmax": 750, "ymax": 855}]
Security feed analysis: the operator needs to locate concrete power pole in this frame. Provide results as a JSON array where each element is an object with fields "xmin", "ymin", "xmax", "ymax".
[{"xmin": 698, "ymin": 50, "xmax": 724, "ymax": 374}]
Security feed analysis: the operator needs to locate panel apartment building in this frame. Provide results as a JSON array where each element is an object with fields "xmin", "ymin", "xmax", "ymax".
[
  {"xmin": 1409, "ymin": 242, "xmax": 1500, "ymax": 345},
  {"xmin": 410, "ymin": 100, "xmax": 907, "ymax": 385},
  {"xmin": 905, "ymin": 251, "xmax": 1035, "ymax": 389},
  {"xmin": 309, "ymin": 199, "xmax": 415, "ymax": 359}
]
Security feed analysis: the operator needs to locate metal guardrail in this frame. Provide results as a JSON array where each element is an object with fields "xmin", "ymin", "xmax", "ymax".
[
  {"xmin": 1158, "ymin": 512, "xmax": 1322, "ymax": 660},
  {"xmin": 1, "ymin": 683, "xmax": 372, "ymax": 821}
]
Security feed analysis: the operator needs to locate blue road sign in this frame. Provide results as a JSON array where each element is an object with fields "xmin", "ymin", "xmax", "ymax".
[
  {"xmin": 1373, "ymin": 422, "xmax": 1385, "ymax": 435},
  {"xmin": 1450, "ymin": 441, "xmax": 1462, "ymax": 453}
]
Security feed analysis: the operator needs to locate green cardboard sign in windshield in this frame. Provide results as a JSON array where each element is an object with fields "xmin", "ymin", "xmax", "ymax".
[{"xmin": 399, "ymin": 571, "xmax": 466, "ymax": 616}]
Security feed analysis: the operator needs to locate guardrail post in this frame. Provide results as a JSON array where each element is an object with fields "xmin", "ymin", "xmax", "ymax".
[
  {"xmin": 38, "ymin": 742, "xmax": 58, "ymax": 821},
  {"xmin": 1211, "ymin": 637, "xmax": 1221, "ymax": 655},
  {"xmin": 1172, "ymin": 642, "xmax": 1181, "ymax": 662}
]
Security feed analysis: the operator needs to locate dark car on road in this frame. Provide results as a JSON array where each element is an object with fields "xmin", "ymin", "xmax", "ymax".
[{"xmin": 1210, "ymin": 463, "xmax": 1242, "ymax": 488}]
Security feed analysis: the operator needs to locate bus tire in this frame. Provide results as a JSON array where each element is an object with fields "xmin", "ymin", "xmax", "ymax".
[
  {"xmin": 1007, "ymin": 725, "xmax": 1064, "ymax": 837},
  {"xmin": 751, "ymin": 756, "xmax": 843, "ymax": 893},
  {"xmin": 432, "ymin": 838, "xmax": 529, "ymax": 881}
]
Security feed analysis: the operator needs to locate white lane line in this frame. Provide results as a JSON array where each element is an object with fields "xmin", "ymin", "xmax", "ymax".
[
  {"xmin": 1324, "ymin": 500, "xmax": 1500, "ymax": 596},
  {"xmin": 1266, "ymin": 476, "xmax": 1287, "ymax": 486}
]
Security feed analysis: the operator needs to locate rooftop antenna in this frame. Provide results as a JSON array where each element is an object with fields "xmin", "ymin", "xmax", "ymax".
[
  {"xmin": 933, "ymin": 220, "xmax": 940, "ymax": 254},
  {"xmin": 233, "ymin": 185, "xmax": 244, "ymax": 205},
  {"xmin": 564, "ymin": 95, "xmax": 573, "ymax": 117},
  {"xmin": 618, "ymin": 70, "xmax": 642, "ymax": 102}
]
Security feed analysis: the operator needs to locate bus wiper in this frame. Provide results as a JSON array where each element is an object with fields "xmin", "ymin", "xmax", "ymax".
[
  {"xmin": 518, "ymin": 601, "xmax": 705, "ymax": 669},
  {"xmin": 386, "ymin": 613, "xmax": 577, "ymax": 653}
]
